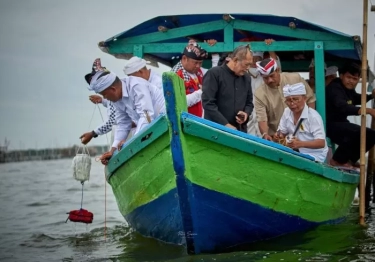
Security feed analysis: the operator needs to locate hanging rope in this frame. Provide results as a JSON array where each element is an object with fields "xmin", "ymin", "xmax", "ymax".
[
  {"xmin": 95, "ymin": 103, "xmax": 109, "ymax": 242},
  {"xmin": 80, "ymin": 181, "xmax": 84, "ymax": 209}
]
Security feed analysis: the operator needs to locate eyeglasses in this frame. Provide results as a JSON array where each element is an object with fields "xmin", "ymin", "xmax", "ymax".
[{"xmin": 285, "ymin": 97, "xmax": 302, "ymax": 104}]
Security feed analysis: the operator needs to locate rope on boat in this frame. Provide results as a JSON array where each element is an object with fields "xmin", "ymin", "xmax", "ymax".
[{"xmin": 96, "ymin": 104, "xmax": 108, "ymax": 242}]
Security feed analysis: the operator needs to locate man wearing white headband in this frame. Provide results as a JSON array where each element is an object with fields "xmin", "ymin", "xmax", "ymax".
[
  {"xmin": 88, "ymin": 70, "xmax": 166, "ymax": 165},
  {"xmin": 123, "ymin": 56, "xmax": 163, "ymax": 90},
  {"xmin": 254, "ymin": 58, "xmax": 316, "ymax": 141},
  {"xmin": 274, "ymin": 83, "xmax": 328, "ymax": 162}
]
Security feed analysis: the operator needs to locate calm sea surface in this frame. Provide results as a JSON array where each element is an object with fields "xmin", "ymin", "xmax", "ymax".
[{"xmin": 0, "ymin": 159, "xmax": 374, "ymax": 262}]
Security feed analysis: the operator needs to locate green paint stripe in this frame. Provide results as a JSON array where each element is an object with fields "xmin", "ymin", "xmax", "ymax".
[
  {"xmin": 109, "ymin": 132, "xmax": 176, "ymax": 215},
  {"xmin": 182, "ymin": 117, "xmax": 359, "ymax": 184},
  {"xmin": 108, "ymin": 40, "xmax": 353, "ymax": 55},
  {"xmin": 314, "ymin": 42, "xmax": 326, "ymax": 129},
  {"xmin": 182, "ymin": 135, "xmax": 356, "ymax": 222},
  {"xmin": 232, "ymin": 19, "xmax": 348, "ymax": 41},
  {"xmin": 107, "ymin": 115, "xmax": 169, "ymax": 176}
]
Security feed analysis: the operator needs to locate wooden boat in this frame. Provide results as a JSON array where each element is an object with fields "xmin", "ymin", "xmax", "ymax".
[{"xmin": 102, "ymin": 14, "xmax": 364, "ymax": 254}]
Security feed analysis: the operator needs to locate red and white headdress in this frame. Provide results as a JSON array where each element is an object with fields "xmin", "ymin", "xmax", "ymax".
[{"xmin": 256, "ymin": 58, "xmax": 278, "ymax": 76}]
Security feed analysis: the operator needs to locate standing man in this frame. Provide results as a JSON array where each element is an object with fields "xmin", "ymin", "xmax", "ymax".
[
  {"xmin": 123, "ymin": 56, "xmax": 163, "ymax": 90},
  {"xmin": 171, "ymin": 40, "xmax": 209, "ymax": 117},
  {"xmin": 88, "ymin": 70, "xmax": 166, "ymax": 165},
  {"xmin": 254, "ymin": 58, "xmax": 316, "ymax": 141},
  {"xmin": 325, "ymin": 62, "xmax": 375, "ymax": 168},
  {"xmin": 80, "ymin": 58, "xmax": 117, "ymax": 145},
  {"xmin": 202, "ymin": 45, "xmax": 254, "ymax": 132},
  {"xmin": 247, "ymin": 39, "xmax": 281, "ymax": 137}
]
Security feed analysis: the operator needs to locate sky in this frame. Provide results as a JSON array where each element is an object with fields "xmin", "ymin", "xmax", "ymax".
[{"xmin": 0, "ymin": 0, "xmax": 374, "ymax": 150}]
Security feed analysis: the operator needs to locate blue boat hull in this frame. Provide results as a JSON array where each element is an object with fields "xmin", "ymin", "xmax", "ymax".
[{"xmin": 125, "ymin": 182, "xmax": 344, "ymax": 253}]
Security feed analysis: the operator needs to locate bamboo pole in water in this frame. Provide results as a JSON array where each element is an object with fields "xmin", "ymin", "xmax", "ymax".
[{"xmin": 359, "ymin": 0, "xmax": 368, "ymax": 226}]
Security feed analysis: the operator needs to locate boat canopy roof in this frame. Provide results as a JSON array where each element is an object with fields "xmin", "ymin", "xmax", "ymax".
[{"xmin": 98, "ymin": 13, "xmax": 374, "ymax": 82}]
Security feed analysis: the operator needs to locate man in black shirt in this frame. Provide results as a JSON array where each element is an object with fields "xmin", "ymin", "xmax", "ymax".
[
  {"xmin": 202, "ymin": 45, "xmax": 253, "ymax": 132},
  {"xmin": 326, "ymin": 62, "xmax": 375, "ymax": 168}
]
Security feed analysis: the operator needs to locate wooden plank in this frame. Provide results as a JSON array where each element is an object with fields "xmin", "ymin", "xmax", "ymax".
[
  {"xmin": 109, "ymin": 40, "xmax": 354, "ymax": 54},
  {"xmin": 314, "ymin": 41, "xmax": 326, "ymax": 129},
  {"xmin": 232, "ymin": 19, "xmax": 348, "ymax": 41}
]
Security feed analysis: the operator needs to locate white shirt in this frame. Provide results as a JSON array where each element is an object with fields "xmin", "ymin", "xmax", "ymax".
[
  {"xmin": 112, "ymin": 76, "xmax": 165, "ymax": 148},
  {"xmin": 278, "ymin": 104, "xmax": 328, "ymax": 162},
  {"xmin": 148, "ymin": 69, "xmax": 163, "ymax": 90}
]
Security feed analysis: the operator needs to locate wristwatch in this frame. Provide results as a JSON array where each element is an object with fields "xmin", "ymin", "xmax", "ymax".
[{"xmin": 91, "ymin": 130, "xmax": 98, "ymax": 138}]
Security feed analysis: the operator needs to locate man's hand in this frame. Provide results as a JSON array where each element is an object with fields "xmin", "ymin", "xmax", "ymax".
[
  {"xmin": 89, "ymin": 95, "xmax": 103, "ymax": 104},
  {"xmin": 80, "ymin": 132, "xmax": 93, "ymax": 145},
  {"xmin": 225, "ymin": 123, "xmax": 237, "ymax": 130},
  {"xmin": 286, "ymin": 137, "xmax": 303, "ymax": 149},
  {"xmin": 117, "ymin": 140, "xmax": 126, "ymax": 151},
  {"xmin": 273, "ymin": 131, "xmax": 285, "ymax": 142},
  {"xmin": 368, "ymin": 108, "xmax": 375, "ymax": 118},
  {"xmin": 236, "ymin": 111, "xmax": 248, "ymax": 124},
  {"xmin": 264, "ymin": 39, "xmax": 275, "ymax": 45},
  {"xmin": 204, "ymin": 39, "xmax": 217, "ymax": 46},
  {"xmin": 99, "ymin": 151, "xmax": 113, "ymax": 165},
  {"xmin": 262, "ymin": 133, "xmax": 273, "ymax": 141}
]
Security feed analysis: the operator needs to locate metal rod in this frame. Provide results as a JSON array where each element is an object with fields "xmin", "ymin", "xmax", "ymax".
[{"xmin": 359, "ymin": 0, "xmax": 369, "ymax": 226}]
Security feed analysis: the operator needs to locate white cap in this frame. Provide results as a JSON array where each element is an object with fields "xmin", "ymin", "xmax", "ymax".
[
  {"xmin": 325, "ymin": 66, "xmax": 338, "ymax": 77},
  {"xmin": 283, "ymin": 82, "xmax": 306, "ymax": 97},
  {"xmin": 123, "ymin": 56, "xmax": 150, "ymax": 75},
  {"xmin": 252, "ymin": 51, "xmax": 264, "ymax": 58}
]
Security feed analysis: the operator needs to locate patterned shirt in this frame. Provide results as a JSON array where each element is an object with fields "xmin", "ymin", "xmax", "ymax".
[{"xmin": 94, "ymin": 101, "xmax": 116, "ymax": 136}]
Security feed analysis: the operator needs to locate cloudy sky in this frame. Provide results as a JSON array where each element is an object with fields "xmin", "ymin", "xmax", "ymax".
[{"xmin": 0, "ymin": 0, "xmax": 374, "ymax": 150}]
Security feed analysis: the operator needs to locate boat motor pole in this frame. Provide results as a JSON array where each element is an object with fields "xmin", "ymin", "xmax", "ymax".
[{"xmin": 359, "ymin": 0, "xmax": 369, "ymax": 226}]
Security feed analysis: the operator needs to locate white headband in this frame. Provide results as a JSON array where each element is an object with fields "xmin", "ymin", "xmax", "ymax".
[
  {"xmin": 283, "ymin": 82, "xmax": 306, "ymax": 97},
  {"xmin": 88, "ymin": 70, "xmax": 117, "ymax": 93},
  {"xmin": 123, "ymin": 56, "xmax": 149, "ymax": 75}
]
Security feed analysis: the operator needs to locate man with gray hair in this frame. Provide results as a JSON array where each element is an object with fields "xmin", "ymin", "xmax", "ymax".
[{"xmin": 202, "ymin": 45, "xmax": 254, "ymax": 132}]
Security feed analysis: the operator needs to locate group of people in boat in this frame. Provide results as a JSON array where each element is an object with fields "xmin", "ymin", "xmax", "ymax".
[{"xmin": 80, "ymin": 39, "xmax": 375, "ymax": 169}]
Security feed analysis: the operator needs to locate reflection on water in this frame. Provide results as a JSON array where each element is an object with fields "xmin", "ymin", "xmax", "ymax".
[{"xmin": 0, "ymin": 159, "xmax": 374, "ymax": 262}]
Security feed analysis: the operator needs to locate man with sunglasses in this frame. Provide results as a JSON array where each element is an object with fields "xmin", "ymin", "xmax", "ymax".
[
  {"xmin": 254, "ymin": 58, "xmax": 316, "ymax": 141},
  {"xmin": 274, "ymin": 83, "xmax": 328, "ymax": 162},
  {"xmin": 88, "ymin": 70, "xmax": 166, "ymax": 165}
]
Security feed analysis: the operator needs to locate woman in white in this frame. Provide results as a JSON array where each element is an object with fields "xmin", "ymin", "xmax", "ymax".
[{"xmin": 274, "ymin": 82, "xmax": 328, "ymax": 162}]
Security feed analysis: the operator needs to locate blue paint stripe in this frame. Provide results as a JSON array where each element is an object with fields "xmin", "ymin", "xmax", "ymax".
[
  {"xmin": 163, "ymin": 74, "xmax": 196, "ymax": 254},
  {"xmin": 126, "ymin": 182, "xmax": 347, "ymax": 254}
]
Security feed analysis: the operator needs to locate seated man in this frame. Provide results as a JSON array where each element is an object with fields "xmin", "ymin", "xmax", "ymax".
[
  {"xmin": 254, "ymin": 58, "xmax": 316, "ymax": 141},
  {"xmin": 202, "ymin": 45, "xmax": 253, "ymax": 132},
  {"xmin": 274, "ymin": 83, "xmax": 328, "ymax": 162},
  {"xmin": 325, "ymin": 62, "xmax": 375, "ymax": 168},
  {"xmin": 88, "ymin": 70, "xmax": 166, "ymax": 165}
]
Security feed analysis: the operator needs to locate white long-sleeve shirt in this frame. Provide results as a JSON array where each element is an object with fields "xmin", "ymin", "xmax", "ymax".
[
  {"xmin": 148, "ymin": 69, "xmax": 163, "ymax": 90},
  {"xmin": 112, "ymin": 76, "xmax": 165, "ymax": 148}
]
